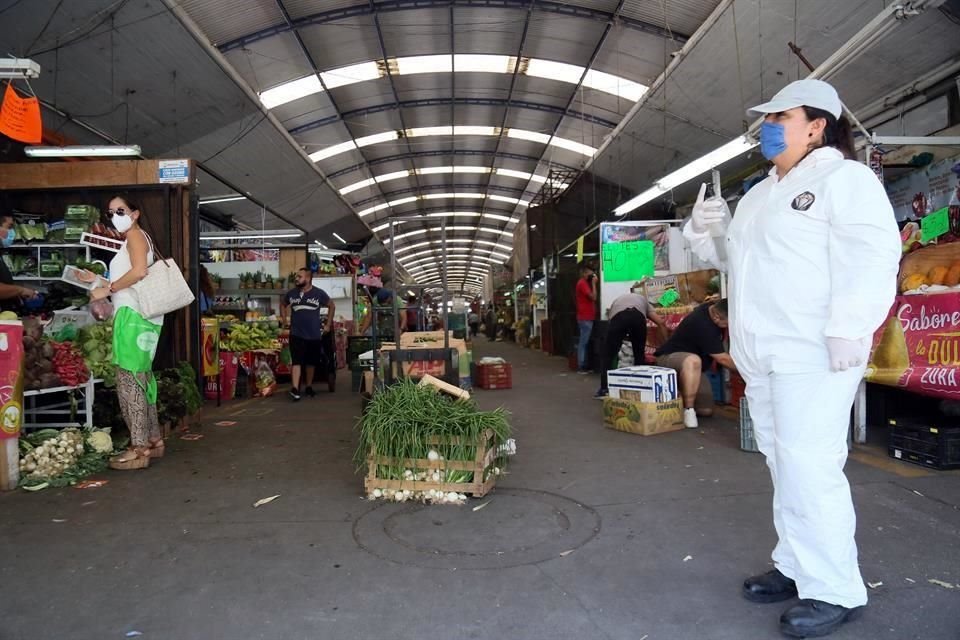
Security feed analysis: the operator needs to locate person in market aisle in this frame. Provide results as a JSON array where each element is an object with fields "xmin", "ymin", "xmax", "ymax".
[
  {"xmin": 594, "ymin": 289, "xmax": 670, "ymax": 399},
  {"xmin": 405, "ymin": 293, "xmax": 421, "ymax": 332},
  {"xmin": 683, "ymin": 79, "xmax": 901, "ymax": 637},
  {"xmin": 79, "ymin": 195, "xmax": 165, "ymax": 470},
  {"xmin": 653, "ymin": 299, "xmax": 735, "ymax": 427},
  {"xmin": 358, "ymin": 286, "xmax": 395, "ymax": 336},
  {"xmin": 468, "ymin": 309, "xmax": 480, "ymax": 337},
  {"xmin": 0, "ymin": 214, "xmax": 40, "ymax": 311},
  {"xmin": 281, "ymin": 268, "xmax": 335, "ymax": 401},
  {"xmin": 485, "ymin": 304, "xmax": 497, "ymax": 341},
  {"xmin": 197, "ymin": 264, "xmax": 215, "ymax": 315},
  {"xmin": 574, "ymin": 261, "xmax": 598, "ymax": 373}
]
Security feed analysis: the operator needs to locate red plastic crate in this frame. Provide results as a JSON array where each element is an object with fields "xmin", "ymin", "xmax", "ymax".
[{"xmin": 476, "ymin": 363, "xmax": 513, "ymax": 390}]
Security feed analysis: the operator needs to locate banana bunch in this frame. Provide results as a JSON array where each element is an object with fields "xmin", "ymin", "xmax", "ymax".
[{"xmin": 220, "ymin": 323, "xmax": 279, "ymax": 352}]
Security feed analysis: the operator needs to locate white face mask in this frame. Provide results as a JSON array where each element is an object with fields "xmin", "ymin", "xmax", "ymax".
[{"xmin": 111, "ymin": 214, "xmax": 134, "ymax": 234}]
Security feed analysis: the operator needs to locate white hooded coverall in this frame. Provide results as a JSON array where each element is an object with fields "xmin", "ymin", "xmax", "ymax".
[{"xmin": 684, "ymin": 147, "xmax": 901, "ymax": 608}]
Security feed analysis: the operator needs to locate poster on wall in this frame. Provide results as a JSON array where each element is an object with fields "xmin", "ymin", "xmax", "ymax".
[
  {"xmin": 598, "ymin": 222, "xmax": 675, "ymax": 319},
  {"xmin": 885, "ymin": 154, "xmax": 960, "ymax": 222},
  {"xmin": 867, "ymin": 292, "xmax": 960, "ymax": 399}
]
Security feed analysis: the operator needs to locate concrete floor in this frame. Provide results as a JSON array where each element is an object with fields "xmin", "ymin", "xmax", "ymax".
[{"xmin": 2, "ymin": 340, "xmax": 959, "ymax": 640}]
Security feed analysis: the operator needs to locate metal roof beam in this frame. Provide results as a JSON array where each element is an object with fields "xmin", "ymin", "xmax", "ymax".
[
  {"xmin": 327, "ymin": 149, "xmax": 579, "ymax": 179},
  {"xmin": 289, "ymin": 97, "xmax": 619, "ymax": 135},
  {"xmin": 272, "ymin": 0, "xmax": 393, "ymax": 243},
  {"xmin": 352, "ymin": 183, "xmax": 527, "ymax": 207},
  {"xmin": 218, "ymin": 0, "xmax": 687, "ymax": 52}
]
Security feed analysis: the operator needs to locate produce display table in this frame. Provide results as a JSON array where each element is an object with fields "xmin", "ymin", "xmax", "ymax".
[{"xmin": 23, "ymin": 378, "xmax": 103, "ymax": 430}]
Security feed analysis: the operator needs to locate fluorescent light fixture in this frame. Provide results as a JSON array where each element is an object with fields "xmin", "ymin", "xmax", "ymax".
[
  {"xmin": 408, "ymin": 126, "xmax": 453, "ymax": 137},
  {"xmin": 260, "ymin": 75, "xmax": 323, "ymax": 109},
  {"xmin": 314, "ymin": 240, "xmax": 329, "ymax": 249},
  {"xmin": 397, "ymin": 55, "xmax": 452, "ymax": 75},
  {"xmin": 357, "ymin": 196, "xmax": 418, "ymax": 217},
  {"xmin": 333, "ymin": 232, "xmax": 347, "ymax": 244},
  {"xmin": 497, "ymin": 168, "xmax": 534, "ymax": 180},
  {"xmin": 613, "ymin": 134, "xmax": 758, "ymax": 217},
  {"xmin": 24, "ymin": 145, "xmax": 142, "ymax": 158},
  {"xmin": 482, "ymin": 213, "xmax": 520, "ymax": 223},
  {"xmin": 309, "ymin": 140, "xmax": 358, "ymax": 162},
  {"xmin": 0, "ymin": 57, "xmax": 40, "ymax": 79},
  {"xmin": 453, "ymin": 125, "xmax": 499, "ymax": 136},
  {"xmin": 455, "ymin": 54, "xmax": 515, "ymax": 73},
  {"xmin": 200, "ymin": 229, "xmax": 304, "ymax": 240},
  {"xmin": 377, "ymin": 169, "xmax": 411, "ymax": 183},
  {"xmin": 321, "ymin": 61, "xmax": 381, "ymax": 89},
  {"xmin": 393, "ymin": 239, "xmax": 513, "ymax": 253},
  {"xmin": 199, "ymin": 194, "xmax": 246, "ymax": 204},
  {"xmin": 427, "ymin": 212, "xmax": 480, "ymax": 218}
]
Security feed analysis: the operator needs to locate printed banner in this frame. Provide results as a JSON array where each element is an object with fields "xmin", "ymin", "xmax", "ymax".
[
  {"xmin": 201, "ymin": 318, "xmax": 219, "ymax": 377},
  {"xmin": 867, "ymin": 292, "xmax": 960, "ymax": 398},
  {"xmin": 0, "ymin": 321, "xmax": 25, "ymax": 440}
]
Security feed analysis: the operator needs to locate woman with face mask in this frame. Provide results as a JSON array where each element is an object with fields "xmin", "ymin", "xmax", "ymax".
[
  {"xmin": 80, "ymin": 195, "xmax": 165, "ymax": 470},
  {"xmin": 683, "ymin": 80, "xmax": 901, "ymax": 638},
  {"xmin": 0, "ymin": 215, "xmax": 39, "ymax": 311}
]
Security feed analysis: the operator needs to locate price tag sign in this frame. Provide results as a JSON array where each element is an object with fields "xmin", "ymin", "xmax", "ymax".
[
  {"xmin": 601, "ymin": 240, "xmax": 655, "ymax": 283},
  {"xmin": 921, "ymin": 207, "xmax": 950, "ymax": 243}
]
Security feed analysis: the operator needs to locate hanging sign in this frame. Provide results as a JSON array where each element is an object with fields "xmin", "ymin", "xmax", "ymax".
[
  {"xmin": 576, "ymin": 235, "xmax": 584, "ymax": 263},
  {"xmin": 601, "ymin": 240, "xmax": 655, "ymax": 283},
  {"xmin": 0, "ymin": 82, "xmax": 42, "ymax": 144},
  {"xmin": 158, "ymin": 159, "xmax": 190, "ymax": 184},
  {"xmin": 867, "ymin": 292, "xmax": 960, "ymax": 399}
]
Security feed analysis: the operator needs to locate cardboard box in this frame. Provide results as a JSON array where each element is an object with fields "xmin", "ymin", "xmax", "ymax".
[
  {"xmin": 602, "ymin": 397, "xmax": 684, "ymax": 436},
  {"xmin": 608, "ymin": 366, "xmax": 677, "ymax": 403}
]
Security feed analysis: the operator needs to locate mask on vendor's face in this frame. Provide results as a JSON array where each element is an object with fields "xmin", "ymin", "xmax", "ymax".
[
  {"xmin": 759, "ymin": 121, "xmax": 788, "ymax": 161},
  {"xmin": 1, "ymin": 228, "xmax": 14, "ymax": 247}
]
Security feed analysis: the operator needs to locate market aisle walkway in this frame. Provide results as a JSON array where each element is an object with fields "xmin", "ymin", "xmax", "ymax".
[{"xmin": 2, "ymin": 342, "xmax": 959, "ymax": 639}]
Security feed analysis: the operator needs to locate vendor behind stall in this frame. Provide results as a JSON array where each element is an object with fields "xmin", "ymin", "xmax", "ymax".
[
  {"xmin": 359, "ymin": 286, "xmax": 395, "ymax": 336},
  {"xmin": 0, "ymin": 215, "xmax": 39, "ymax": 312}
]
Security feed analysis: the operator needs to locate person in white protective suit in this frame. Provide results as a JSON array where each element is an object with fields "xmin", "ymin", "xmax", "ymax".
[{"xmin": 683, "ymin": 79, "xmax": 901, "ymax": 638}]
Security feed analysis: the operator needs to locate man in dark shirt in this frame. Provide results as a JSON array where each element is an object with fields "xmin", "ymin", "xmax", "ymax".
[
  {"xmin": 655, "ymin": 299, "xmax": 736, "ymax": 428},
  {"xmin": 0, "ymin": 215, "xmax": 38, "ymax": 312},
  {"xmin": 281, "ymin": 268, "xmax": 335, "ymax": 401}
]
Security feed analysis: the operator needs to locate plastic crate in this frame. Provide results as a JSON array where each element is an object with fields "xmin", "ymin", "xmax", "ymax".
[
  {"xmin": 888, "ymin": 419, "xmax": 960, "ymax": 470},
  {"xmin": 739, "ymin": 398, "xmax": 760, "ymax": 452},
  {"xmin": 476, "ymin": 363, "xmax": 512, "ymax": 390}
]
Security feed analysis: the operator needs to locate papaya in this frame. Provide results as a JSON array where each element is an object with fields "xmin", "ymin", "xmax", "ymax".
[
  {"xmin": 928, "ymin": 265, "xmax": 949, "ymax": 286},
  {"xmin": 901, "ymin": 273, "xmax": 928, "ymax": 292},
  {"xmin": 945, "ymin": 261, "xmax": 960, "ymax": 287}
]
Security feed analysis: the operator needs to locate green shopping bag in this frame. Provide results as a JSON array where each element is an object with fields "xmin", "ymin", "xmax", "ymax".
[{"xmin": 112, "ymin": 306, "xmax": 162, "ymax": 404}]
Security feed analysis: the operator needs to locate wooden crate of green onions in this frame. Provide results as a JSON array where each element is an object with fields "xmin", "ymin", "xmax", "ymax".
[{"xmin": 356, "ymin": 379, "xmax": 512, "ymax": 504}]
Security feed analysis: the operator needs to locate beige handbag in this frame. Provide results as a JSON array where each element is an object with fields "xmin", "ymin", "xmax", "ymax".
[{"xmin": 130, "ymin": 235, "xmax": 195, "ymax": 317}]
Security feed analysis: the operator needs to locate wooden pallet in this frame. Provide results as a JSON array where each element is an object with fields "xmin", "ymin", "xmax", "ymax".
[{"xmin": 364, "ymin": 428, "xmax": 499, "ymax": 497}]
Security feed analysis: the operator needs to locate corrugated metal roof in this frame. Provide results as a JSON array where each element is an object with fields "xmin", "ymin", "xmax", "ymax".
[
  {"xmin": 621, "ymin": 0, "xmax": 721, "ymax": 39},
  {"xmin": 177, "ymin": 0, "xmax": 285, "ymax": 46},
  {"xmin": 283, "ymin": 0, "xmax": 362, "ymax": 21}
]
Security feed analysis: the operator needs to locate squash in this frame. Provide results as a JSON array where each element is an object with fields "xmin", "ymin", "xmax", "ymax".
[
  {"xmin": 928, "ymin": 266, "xmax": 949, "ymax": 286},
  {"xmin": 901, "ymin": 273, "xmax": 928, "ymax": 292},
  {"xmin": 945, "ymin": 261, "xmax": 960, "ymax": 287}
]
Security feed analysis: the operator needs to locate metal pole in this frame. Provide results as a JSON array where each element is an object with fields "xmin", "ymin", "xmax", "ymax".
[
  {"xmin": 442, "ymin": 219, "xmax": 449, "ymax": 351},
  {"xmin": 391, "ymin": 219, "xmax": 400, "ymax": 341}
]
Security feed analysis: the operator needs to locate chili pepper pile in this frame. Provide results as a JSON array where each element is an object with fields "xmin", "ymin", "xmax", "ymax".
[{"xmin": 50, "ymin": 341, "xmax": 90, "ymax": 387}]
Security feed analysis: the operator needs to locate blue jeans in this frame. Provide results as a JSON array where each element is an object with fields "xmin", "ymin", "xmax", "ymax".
[{"xmin": 577, "ymin": 320, "xmax": 594, "ymax": 370}]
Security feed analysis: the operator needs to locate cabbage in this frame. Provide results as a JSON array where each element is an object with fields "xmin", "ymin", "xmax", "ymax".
[{"xmin": 86, "ymin": 430, "xmax": 113, "ymax": 454}]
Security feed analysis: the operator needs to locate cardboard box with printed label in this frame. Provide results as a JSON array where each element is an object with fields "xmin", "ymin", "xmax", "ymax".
[
  {"xmin": 602, "ymin": 397, "xmax": 684, "ymax": 436},
  {"xmin": 607, "ymin": 366, "xmax": 677, "ymax": 403}
]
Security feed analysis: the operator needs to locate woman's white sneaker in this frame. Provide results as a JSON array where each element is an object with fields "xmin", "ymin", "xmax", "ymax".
[{"xmin": 683, "ymin": 408, "xmax": 699, "ymax": 429}]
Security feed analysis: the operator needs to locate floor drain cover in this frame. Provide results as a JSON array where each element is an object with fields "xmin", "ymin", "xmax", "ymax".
[{"xmin": 352, "ymin": 488, "xmax": 601, "ymax": 569}]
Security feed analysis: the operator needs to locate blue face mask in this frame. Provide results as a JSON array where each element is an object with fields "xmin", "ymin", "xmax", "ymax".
[
  {"xmin": 1, "ymin": 229, "xmax": 14, "ymax": 248},
  {"xmin": 759, "ymin": 121, "xmax": 788, "ymax": 160}
]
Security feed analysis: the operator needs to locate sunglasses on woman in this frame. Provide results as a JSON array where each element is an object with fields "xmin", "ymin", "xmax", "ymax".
[{"xmin": 108, "ymin": 208, "xmax": 129, "ymax": 216}]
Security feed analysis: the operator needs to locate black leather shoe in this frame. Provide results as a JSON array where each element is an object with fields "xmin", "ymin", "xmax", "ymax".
[
  {"xmin": 780, "ymin": 599, "xmax": 863, "ymax": 638},
  {"xmin": 743, "ymin": 569, "xmax": 798, "ymax": 603}
]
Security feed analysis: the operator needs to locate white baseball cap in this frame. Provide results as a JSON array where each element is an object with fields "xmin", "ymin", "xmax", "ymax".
[{"xmin": 747, "ymin": 79, "xmax": 842, "ymax": 119}]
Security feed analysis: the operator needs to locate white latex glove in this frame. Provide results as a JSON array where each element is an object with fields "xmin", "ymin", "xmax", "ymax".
[
  {"xmin": 690, "ymin": 183, "xmax": 730, "ymax": 234},
  {"xmin": 826, "ymin": 337, "xmax": 870, "ymax": 372}
]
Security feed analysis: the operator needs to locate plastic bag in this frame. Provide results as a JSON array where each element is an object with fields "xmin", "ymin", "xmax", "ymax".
[
  {"xmin": 90, "ymin": 298, "xmax": 114, "ymax": 321},
  {"xmin": 254, "ymin": 359, "xmax": 276, "ymax": 397}
]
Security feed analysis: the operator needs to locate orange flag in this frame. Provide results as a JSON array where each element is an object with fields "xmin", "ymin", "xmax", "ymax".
[{"xmin": 0, "ymin": 82, "xmax": 42, "ymax": 144}]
